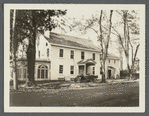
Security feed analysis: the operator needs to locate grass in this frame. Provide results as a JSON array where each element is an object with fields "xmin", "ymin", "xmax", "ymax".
[{"xmin": 10, "ymin": 81, "xmax": 139, "ymax": 107}]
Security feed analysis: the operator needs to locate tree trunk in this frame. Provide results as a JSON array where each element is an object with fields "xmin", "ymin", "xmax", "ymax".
[
  {"xmin": 101, "ymin": 60, "xmax": 106, "ymax": 83},
  {"xmin": 131, "ymin": 44, "xmax": 140, "ymax": 79},
  {"xmin": 99, "ymin": 10, "xmax": 113, "ymax": 83},
  {"xmin": 126, "ymin": 54, "xmax": 132, "ymax": 80},
  {"xmin": 13, "ymin": 10, "xmax": 18, "ymax": 90},
  {"xmin": 27, "ymin": 11, "xmax": 36, "ymax": 85},
  {"xmin": 27, "ymin": 42, "xmax": 36, "ymax": 84}
]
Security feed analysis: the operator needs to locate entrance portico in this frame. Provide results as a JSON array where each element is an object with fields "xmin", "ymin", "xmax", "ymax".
[{"xmin": 77, "ymin": 59, "xmax": 96, "ymax": 75}]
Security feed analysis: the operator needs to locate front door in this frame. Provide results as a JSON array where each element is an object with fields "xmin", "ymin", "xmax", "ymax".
[
  {"xmin": 108, "ymin": 70, "xmax": 111, "ymax": 79},
  {"xmin": 79, "ymin": 66, "xmax": 84, "ymax": 74}
]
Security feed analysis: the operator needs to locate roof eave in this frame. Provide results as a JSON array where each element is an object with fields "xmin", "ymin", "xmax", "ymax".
[{"xmin": 50, "ymin": 43, "xmax": 101, "ymax": 53}]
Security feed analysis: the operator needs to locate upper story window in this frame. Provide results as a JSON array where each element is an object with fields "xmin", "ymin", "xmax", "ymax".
[
  {"xmin": 38, "ymin": 51, "xmax": 40, "ymax": 58},
  {"xmin": 23, "ymin": 68, "xmax": 27, "ymax": 78},
  {"xmin": 17, "ymin": 69, "xmax": 21, "ymax": 78},
  {"xmin": 70, "ymin": 50, "xmax": 74, "ymax": 59},
  {"xmin": 70, "ymin": 66, "xmax": 74, "ymax": 74},
  {"xmin": 109, "ymin": 60, "xmax": 110, "ymax": 63},
  {"xmin": 93, "ymin": 53, "xmax": 95, "ymax": 60},
  {"xmin": 100, "ymin": 54, "xmax": 102, "ymax": 60},
  {"xmin": 81, "ymin": 51, "xmax": 84, "ymax": 59},
  {"xmin": 59, "ymin": 49, "xmax": 63, "ymax": 57},
  {"xmin": 46, "ymin": 43, "xmax": 48, "ymax": 46},
  {"xmin": 114, "ymin": 60, "xmax": 116, "ymax": 63},
  {"xmin": 59, "ymin": 65, "xmax": 63, "ymax": 74},
  {"xmin": 47, "ymin": 49, "xmax": 49, "ymax": 57}
]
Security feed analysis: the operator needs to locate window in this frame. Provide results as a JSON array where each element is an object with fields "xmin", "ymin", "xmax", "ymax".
[
  {"xmin": 59, "ymin": 49, "xmax": 63, "ymax": 57},
  {"xmin": 59, "ymin": 65, "xmax": 63, "ymax": 74},
  {"xmin": 100, "ymin": 54, "xmax": 102, "ymax": 60},
  {"xmin": 23, "ymin": 68, "xmax": 27, "ymax": 78},
  {"xmin": 38, "ymin": 51, "xmax": 40, "ymax": 58},
  {"xmin": 37, "ymin": 65, "xmax": 48, "ymax": 79},
  {"xmin": 93, "ymin": 53, "xmax": 95, "ymax": 60},
  {"xmin": 114, "ymin": 60, "xmax": 116, "ymax": 63},
  {"xmin": 109, "ymin": 60, "xmax": 110, "ymax": 63},
  {"xmin": 11, "ymin": 71, "xmax": 13, "ymax": 78},
  {"xmin": 81, "ymin": 52, "xmax": 84, "ymax": 59},
  {"xmin": 70, "ymin": 50, "xmax": 74, "ymax": 59},
  {"xmin": 93, "ymin": 67, "xmax": 95, "ymax": 75},
  {"xmin": 17, "ymin": 69, "xmax": 21, "ymax": 77},
  {"xmin": 70, "ymin": 66, "xmax": 74, "ymax": 74},
  {"xmin": 46, "ymin": 43, "xmax": 48, "ymax": 46},
  {"xmin": 47, "ymin": 49, "xmax": 49, "ymax": 57}
]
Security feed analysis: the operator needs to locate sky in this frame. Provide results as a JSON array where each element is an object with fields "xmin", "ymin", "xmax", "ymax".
[
  {"xmin": 51, "ymin": 7, "xmax": 140, "ymax": 69},
  {"xmin": 52, "ymin": 9, "xmax": 139, "ymax": 51}
]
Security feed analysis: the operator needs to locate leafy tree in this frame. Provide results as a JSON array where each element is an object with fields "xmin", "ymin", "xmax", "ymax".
[{"xmin": 11, "ymin": 10, "xmax": 67, "ymax": 87}]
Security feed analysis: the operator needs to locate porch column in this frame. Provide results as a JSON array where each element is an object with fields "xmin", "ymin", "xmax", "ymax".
[{"xmin": 84, "ymin": 64, "xmax": 86, "ymax": 75}]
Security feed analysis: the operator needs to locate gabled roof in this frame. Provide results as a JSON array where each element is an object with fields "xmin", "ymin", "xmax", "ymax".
[
  {"xmin": 77, "ymin": 59, "xmax": 96, "ymax": 65},
  {"xmin": 106, "ymin": 54, "xmax": 119, "ymax": 60},
  {"xmin": 44, "ymin": 32, "xmax": 100, "ymax": 51}
]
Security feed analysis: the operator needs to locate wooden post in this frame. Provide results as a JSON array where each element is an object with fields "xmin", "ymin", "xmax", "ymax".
[{"xmin": 84, "ymin": 64, "xmax": 86, "ymax": 76}]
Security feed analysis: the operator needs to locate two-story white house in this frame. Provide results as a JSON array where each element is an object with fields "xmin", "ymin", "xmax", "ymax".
[
  {"xmin": 15, "ymin": 31, "xmax": 102, "ymax": 81},
  {"xmin": 11, "ymin": 31, "xmax": 120, "ymax": 82}
]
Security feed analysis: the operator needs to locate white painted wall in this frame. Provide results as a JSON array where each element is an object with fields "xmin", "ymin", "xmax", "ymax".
[
  {"xmin": 17, "ymin": 32, "xmax": 123, "ymax": 81},
  {"xmin": 35, "ymin": 33, "xmax": 51, "ymax": 61},
  {"xmin": 16, "ymin": 32, "xmax": 51, "ymax": 61},
  {"xmin": 105, "ymin": 58, "xmax": 120, "ymax": 78},
  {"xmin": 50, "ymin": 45, "xmax": 101, "ymax": 80}
]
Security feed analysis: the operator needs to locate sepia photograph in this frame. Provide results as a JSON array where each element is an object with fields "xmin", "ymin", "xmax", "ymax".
[{"xmin": 4, "ymin": 4, "xmax": 145, "ymax": 112}]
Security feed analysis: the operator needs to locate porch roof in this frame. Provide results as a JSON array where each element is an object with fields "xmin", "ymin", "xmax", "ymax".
[
  {"xmin": 77, "ymin": 59, "xmax": 96, "ymax": 65},
  {"xmin": 108, "ymin": 66, "xmax": 115, "ymax": 69}
]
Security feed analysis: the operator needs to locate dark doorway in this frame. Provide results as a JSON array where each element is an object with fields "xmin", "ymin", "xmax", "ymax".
[
  {"xmin": 108, "ymin": 70, "xmax": 111, "ymax": 79},
  {"xmin": 79, "ymin": 65, "xmax": 84, "ymax": 74}
]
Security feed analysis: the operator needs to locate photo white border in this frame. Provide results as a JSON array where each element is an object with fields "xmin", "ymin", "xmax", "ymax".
[{"xmin": 4, "ymin": 4, "xmax": 145, "ymax": 113}]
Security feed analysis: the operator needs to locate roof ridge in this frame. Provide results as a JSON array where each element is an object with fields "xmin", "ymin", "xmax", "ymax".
[
  {"xmin": 50, "ymin": 32, "xmax": 93, "ymax": 42},
  {"xmin": 43, "ymin": 32, "xmax": 100, "ymax": 51}
]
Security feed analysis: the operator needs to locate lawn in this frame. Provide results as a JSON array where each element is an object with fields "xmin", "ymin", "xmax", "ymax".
[{"xmin": 10, "ymin": 81, "xmax": 139, "ymax": 107}]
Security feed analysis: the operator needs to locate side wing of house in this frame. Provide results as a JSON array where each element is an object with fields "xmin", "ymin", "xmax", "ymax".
[
  {"xmin": 105, "ymin": 58, "xmax": 120, "ymax": 79},
  {"xmin": 13, "ymin": 33, "xmax": 52, "ymax": 81},
  {"xmin": 34, "ymin": 33, "xmax": 52, "ymax": 81}
]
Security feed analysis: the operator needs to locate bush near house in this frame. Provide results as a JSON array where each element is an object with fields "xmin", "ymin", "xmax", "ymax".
[
  {"xmin": 74, "ymin": 74, "xmax": 98, "ymax": 83},
  {"xmin": 120, "ymin": 70, "xmax": 139, "ymax": 79}
]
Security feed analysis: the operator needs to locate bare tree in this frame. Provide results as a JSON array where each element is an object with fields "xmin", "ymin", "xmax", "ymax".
[
  {"xmin": 112, "ymin": 10, "xmax": 140, "ymax": 79},
  {"xmin": 72, "ymin": 10, "xmax": 113, "ymax": 82}
]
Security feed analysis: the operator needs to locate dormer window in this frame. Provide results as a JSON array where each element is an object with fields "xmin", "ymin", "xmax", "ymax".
[{"xmin": 46, "ymin": 43, "xmax": 48, "ymax": 46}]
